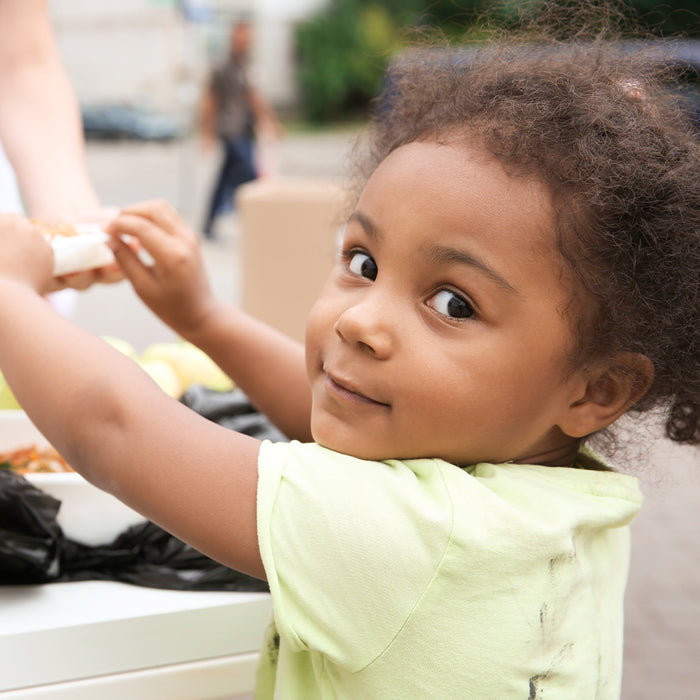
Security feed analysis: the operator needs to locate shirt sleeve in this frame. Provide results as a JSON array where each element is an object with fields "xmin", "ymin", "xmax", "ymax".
[{"xmin": 256, "ymin": 441, "xmax": 455, "ymax": 672}]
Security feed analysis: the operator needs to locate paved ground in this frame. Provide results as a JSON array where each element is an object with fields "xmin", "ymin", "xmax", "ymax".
[
  {"xmin": 623, "ymin": 437, "xmax": 700, "ymax": 699},
  {"xmin": 76, "ymin": 131, "xmax": 699, "ymax": 700}
]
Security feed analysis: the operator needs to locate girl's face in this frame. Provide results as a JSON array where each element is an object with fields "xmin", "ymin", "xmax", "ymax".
[{"xmin": 305, "ymin": 141, "xmax": 588, "ymax": 466}]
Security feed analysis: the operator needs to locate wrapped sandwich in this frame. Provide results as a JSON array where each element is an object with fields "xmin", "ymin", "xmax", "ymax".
[{"xmin": 33, "ymin": 219, "xmax": 115, "ymax": 276}]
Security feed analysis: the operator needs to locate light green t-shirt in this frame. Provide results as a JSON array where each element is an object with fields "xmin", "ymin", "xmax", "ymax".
[{"xmin": 255, "ymin": 441, "xmax": 642, "ymax": 699}]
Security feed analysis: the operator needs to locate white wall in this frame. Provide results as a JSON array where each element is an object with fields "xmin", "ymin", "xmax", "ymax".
[
  {"xmin": 253, "ymin": 0, "xmax": 330, "ymax": 107},
  {"xmin": 49, "ymin": 0, "xmax": 329, "ymax": 114},
  {"xmin": 257, "ymin": 0, "xmax": 327, "ymax": 22},
  {"xmin": 50, "ymin": 1, "xmax": 205, "ymax": 112}
]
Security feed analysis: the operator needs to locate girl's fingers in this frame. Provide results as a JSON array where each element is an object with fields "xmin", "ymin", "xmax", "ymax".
[
  {"xmin": 94, "ymin": 263, "xmax": 125, "ymax": 285},
  {"xmin": 54, "ymin": 261, "xmax": 125, "ymax": 290},
  {"xmin": 105, "ymin": 202, "xmax": 198, "ymax": 268},
  {"xmin": 106, "ymin": 213, "xmax": 179, "ymax": 265},
  {"xmin": 53, "ymin": 271, "xmax": 96, "ymax": 291},
  {"xmin": 109, "ymin": 236, "xmax": 157, "ymax": 296},
  {"xmin": 118, "ymin": 199, "xmax": 196, "ymax": 242},
  {"xmin": 45, "ymin": 276, "xmax": 66, "ymax": 293}
]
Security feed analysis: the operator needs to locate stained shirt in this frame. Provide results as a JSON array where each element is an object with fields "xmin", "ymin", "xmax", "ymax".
[{"xmin": 256, "ymin": 441, "xmax": 642, "ymax": 699}]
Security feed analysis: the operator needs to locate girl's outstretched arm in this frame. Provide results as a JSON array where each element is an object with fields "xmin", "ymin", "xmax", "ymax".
[
  {"xmin": 105, "ymin": 200, "xmax": 313, "ymax": 442},
  {"xmin": 0, "ymin": 214, "xmax": 265, "ymax": 579}
]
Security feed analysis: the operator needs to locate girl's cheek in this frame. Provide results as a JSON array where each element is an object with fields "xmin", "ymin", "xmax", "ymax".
[
  {"xmin": 304, "ymin": 301, "xmax": 328, "ymax": 365},
  {"xmin": 306, "ymin": 286, "xmax": 341, "ymax": 335}
]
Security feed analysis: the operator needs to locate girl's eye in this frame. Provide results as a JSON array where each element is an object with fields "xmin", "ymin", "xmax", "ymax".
[
  {"xmin": 428, "ymin": 289, "xmax": 475, "ymax": 319},
  {"xmin": 347, "ymin": 251, "xmax": 377, "ymax": 281}
]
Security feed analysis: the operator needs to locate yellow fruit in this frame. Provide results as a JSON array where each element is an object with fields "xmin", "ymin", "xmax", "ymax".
[
  {"xmin": 0, "ymin": 373, "xmax": 21, "ymax": 410},
  {"xmin": 140, "ymin": 341, "xmax": 233, "ymax": 392}
]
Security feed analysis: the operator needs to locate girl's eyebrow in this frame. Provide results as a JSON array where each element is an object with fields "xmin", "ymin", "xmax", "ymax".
[
  {"xmin": 426, "ymin": 244, "xmax": 520, "ymax": 296},
  {"xmin": 348, "ymin": 210, "xmax": 380, "ymax": 240}
]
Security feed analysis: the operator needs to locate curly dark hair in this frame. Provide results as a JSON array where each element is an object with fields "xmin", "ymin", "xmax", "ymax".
[{"xmin": 352, "ymin": 37, "xmax": 700, "ymax": 446}]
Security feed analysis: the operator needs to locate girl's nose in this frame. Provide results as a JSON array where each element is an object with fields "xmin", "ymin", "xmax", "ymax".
[{"xmin": 333, "ymin": 298, "xmax": 394, "ymax": 359}]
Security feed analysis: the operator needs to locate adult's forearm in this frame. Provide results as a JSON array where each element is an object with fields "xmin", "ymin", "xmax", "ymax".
[
  {"xmin": 0, "ymin": 61, "xmax": 99, "ymax": 217},
  {"xmin": 0, "ymin": 0, "xmax": 99, "ymax": 218}
]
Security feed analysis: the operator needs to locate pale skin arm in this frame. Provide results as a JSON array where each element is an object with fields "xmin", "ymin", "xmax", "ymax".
[
  {"xmin": 0, "ymin": 213, "xmax": 264, "ymax": 579},
  {"xmin": 0, "ymin": 0, "xmax": 98, "ymax": 218},
  {"xmin": 105, "ymin": 200, "xmax": 313, "ymax": 442},
  {"xmin": 0, "ymin": 0, "xmax": 122, "ymax": 290}
]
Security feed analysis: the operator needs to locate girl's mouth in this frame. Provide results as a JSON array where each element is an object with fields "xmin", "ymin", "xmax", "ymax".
[{"xmin": 324, "ymin": 373, "xmax": 390, "ymax": 408}]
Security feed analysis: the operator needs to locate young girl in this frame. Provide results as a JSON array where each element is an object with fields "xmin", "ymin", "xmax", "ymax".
[{"xmin": 0, "ymin": 37, "xmax": 698, "ymax": 699}]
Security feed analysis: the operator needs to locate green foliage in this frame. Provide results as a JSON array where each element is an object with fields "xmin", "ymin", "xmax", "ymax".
[{"xmin": 295, "ymin": 0, "xmax": 404, "ymax": 122}]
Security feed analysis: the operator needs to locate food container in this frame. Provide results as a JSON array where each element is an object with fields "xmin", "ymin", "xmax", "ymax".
[{"xmin": 0, "ymin": 410, "xmax": 145, "ymax": 546}]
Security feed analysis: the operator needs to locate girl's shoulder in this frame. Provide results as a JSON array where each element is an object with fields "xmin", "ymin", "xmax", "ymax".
[{"xmin": 259, "ymin": 440, "xmax": 642, "ymax": 524}]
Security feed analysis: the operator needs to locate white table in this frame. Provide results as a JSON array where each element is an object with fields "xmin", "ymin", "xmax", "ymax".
[{"xmin": 0, "ymin": 580, "xmax": 272, "ymax": 699}]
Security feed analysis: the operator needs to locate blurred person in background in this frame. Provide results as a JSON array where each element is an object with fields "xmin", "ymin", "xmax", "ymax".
[
  {"xmin": 0, "ymin": 0, "xmax": 122, "ymax": 307},
  {"xmin": 199, "ymin": 19, "xmax": 283, "ymax": 239}
]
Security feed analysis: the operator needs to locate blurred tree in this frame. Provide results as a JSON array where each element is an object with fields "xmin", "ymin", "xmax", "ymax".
[{"xmin": 296, "ymin": 0, "xmax": 397, "ymax": 122}]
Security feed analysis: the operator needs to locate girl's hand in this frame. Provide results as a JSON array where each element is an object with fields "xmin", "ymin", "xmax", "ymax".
[
  {"xmin": 104, "ymin": 200, "xmax": 216, "ymax": 336},
  {"xmin": 0, "ymin": 213, "xmax": 54, "ymax": 294}
]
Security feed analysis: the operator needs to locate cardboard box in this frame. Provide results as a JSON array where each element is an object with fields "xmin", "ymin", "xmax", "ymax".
[{"xmin": 237, "ymin": 178, "xmax": 348, "ymax": 343}]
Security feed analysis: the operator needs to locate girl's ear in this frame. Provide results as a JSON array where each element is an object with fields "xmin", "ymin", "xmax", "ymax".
[{"xmin": 559, "ymin": 353, "xmax": 654, "ymax": 438}]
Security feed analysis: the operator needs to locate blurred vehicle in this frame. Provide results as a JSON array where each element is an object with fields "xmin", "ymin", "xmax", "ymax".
[{"xmin": 81, "ymin": 103, "xmax": 183, "ymax": 141}]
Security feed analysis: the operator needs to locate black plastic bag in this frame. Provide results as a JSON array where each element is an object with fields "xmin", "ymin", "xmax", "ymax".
[
  {"xmin": 0, "ymin": 469, "xmax": 62, "ymax": 584},
  {"xmin": 0, "ymin": 387, "xmax": 279, "ymax": 591},
  {"xmin": 61, "ymin": 521, "xmax": 268, "ymax": 591},
  {"xmin": 0, "ymin": 470, "xmax": 267, "ymax": 591},
  {"xmin": 180, "ymin": 385, "xmax": 287, "ymax": 442}
]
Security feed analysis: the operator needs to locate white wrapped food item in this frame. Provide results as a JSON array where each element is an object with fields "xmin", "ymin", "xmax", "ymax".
[{"xmin": 36, "ymin": 220, "xmax": 115, "ymax": 276}]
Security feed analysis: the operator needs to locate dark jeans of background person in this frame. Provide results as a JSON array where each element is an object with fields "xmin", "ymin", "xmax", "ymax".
[{"xmin": 203, "ymin": 135, "xmax": 257, "ymax": 238}]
